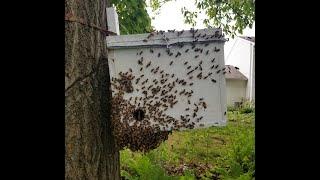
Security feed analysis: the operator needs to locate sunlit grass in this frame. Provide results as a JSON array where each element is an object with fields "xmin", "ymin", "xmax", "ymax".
[{"xmin": 120, "ymin": 110, "xmax": 255, "ymax": 180}]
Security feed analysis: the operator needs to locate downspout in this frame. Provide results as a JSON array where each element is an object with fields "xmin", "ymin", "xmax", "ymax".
[{"xmin": 249, "ymin": 43, "xmax": 253, "ymax": 101}]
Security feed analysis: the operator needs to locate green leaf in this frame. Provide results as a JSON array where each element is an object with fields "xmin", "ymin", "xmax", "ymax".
[{"xmin": 149, "ymin": 0, "xmax": 255, "ymax": 36}]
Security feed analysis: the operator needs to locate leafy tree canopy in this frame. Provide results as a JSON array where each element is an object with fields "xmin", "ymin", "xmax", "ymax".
[
  {"xmin": 110, "ymin": 0, "xmax": 255, "ymax": 37},
  {"xmin": 149, "ymin": 0, "xmax": 255, "ymax": 37},
  {"xmin": 110, "ymin": 0, "xmax": 154, "ymax": 34}
]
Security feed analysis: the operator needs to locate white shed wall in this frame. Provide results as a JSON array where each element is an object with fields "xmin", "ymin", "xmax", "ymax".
[
  {"xmin": 226, "ymin": 79, "xmax": 247, "ymax": 106},
  {"xmin": 107, "ymin": 29, "xmax": 227, "ymax": 130}
]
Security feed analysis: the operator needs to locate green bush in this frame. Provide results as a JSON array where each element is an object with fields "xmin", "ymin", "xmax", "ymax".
[
  {"xmin": 227, "ymin": 100, "xmax": 255, "ymax": 114},
  {"xmin": 239, "ymin": 101, "xmax": 255, "ymax": 114},
  {"xmin": 227, "ymin": 105, "xmax": 237, "ymax": 112}
]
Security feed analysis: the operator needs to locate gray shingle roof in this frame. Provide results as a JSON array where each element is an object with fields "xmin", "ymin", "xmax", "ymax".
[{"xmin": 225, "ymin": 65, "xmax": 248, "ymax": 80}]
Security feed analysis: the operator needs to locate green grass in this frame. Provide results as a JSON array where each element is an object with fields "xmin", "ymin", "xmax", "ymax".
[{"xmin": 120, "ymin": 110, "xmax": 255, "ymax": 180}]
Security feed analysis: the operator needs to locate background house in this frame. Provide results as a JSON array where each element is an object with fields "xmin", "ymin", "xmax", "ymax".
[
  {"xmin": 225, "ymin": 36, "xmax": 255, "ymax": 105},
  {"xmin": 225, "ymin": 65, "xmax": 247, "ymax": 106}
]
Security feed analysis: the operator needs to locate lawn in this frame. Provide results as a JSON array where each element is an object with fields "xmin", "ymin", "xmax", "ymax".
[{"xmin": 120, "ymin": 109, "xmax": 255, "ymax": 180}]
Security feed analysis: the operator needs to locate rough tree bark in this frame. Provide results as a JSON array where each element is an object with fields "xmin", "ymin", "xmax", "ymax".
[{"xmin": 65, "ymin": 0, "xmax": 120, "ymax": 179}]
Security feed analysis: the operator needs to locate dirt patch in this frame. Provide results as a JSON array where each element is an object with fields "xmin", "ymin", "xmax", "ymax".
[{"xmin": 212, "ymin": 136, "xmax": 226, "ymax": 145}]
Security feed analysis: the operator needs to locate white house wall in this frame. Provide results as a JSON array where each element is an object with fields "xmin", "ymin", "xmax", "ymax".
[
  {"xmin": 250, "ymin": 46, "xmax": 255, "ymax": 101},
  {"xmin": 226, "ymin": 38, "xmax": 251, "ymax": 78},
  {"xmin": 225, "ymin": 38, "xmax": 254, "ymax": 102}
]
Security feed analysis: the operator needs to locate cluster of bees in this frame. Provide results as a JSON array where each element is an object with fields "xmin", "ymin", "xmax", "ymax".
[
  {"xmin": 110, "ymin": 28, "xmax": 226, "ymax": 152},
  {"xmin": 111, "ymin": 91, "xmax": 170, "ymax": 151}
]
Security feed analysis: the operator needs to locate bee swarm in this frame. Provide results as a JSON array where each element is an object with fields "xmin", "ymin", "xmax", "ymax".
[{"xmin": 109, "ymin": 28, "xmax": 226, "ymax": 152}]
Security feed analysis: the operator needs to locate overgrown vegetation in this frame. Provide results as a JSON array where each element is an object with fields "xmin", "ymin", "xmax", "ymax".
[
  {"xmin": 227, "ymin": 100, "xmax": 255, "ymax": 114},
  {"xmin": 120, "ymin": 107, "xmax": 255, "ymax": 179}
]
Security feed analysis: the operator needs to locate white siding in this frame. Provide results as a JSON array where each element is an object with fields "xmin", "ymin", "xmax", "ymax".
[
  {"xmin": 225, "ymin": 37, "xmax": 254, "ymax": 102},
  {"xmin": 226, "ymin": 79, "xmax": 247, "ymax": 106},
  {"xmin": 251, "ymin": 46, "xmax": 255, "ymax": 101},
  {"xmin": 226, "ymin": 38, "xmax": 251, "ymax": 77}
]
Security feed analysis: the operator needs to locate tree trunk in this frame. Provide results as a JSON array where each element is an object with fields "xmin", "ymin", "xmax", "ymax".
[{"xmin": 65, "ymin": 0, "xmax": 120, "ymax": 179}]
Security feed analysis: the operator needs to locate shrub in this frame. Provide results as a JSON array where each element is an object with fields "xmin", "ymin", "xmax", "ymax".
[
  {"xmin": 227, "ymin": 105, "xmax": 237, "ymax": 112},
  {"xmin": 239, "ymin": 101, "xmax": 255, "ymax": 114}
]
